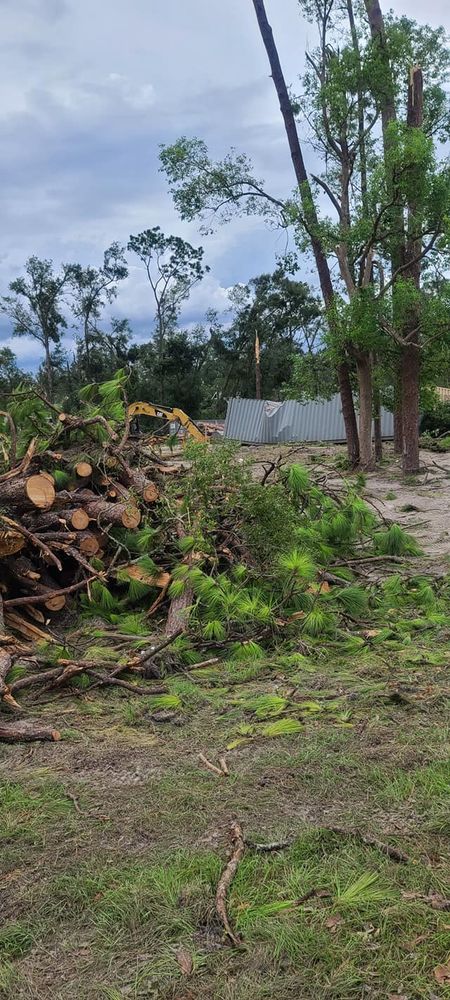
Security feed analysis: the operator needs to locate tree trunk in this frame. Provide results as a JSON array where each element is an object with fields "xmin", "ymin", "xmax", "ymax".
[
  {"xmin": 393, "ymin": 366, "xmax": 403, "ymax": 454},
  {"xmin": 0, "ymin": 720, "xmax": 61, "ymax": 743},
  {"xmin": 23, "ymin": 508, "xmax": 89, "ymax": 532},
  {"xmin": 337, "ymin": 363, "xmax": 359, "ymax": 465},
  {"xmin": 251, "ymin": 0, "xmax": 359, "ymax": 463},
  {"xmin": 44, "ymin": 337, "xmax": 53, "ymax": 401},
  {"xmin": 401, "ymin": 342, "xmax": 420, "ymax": 472},
  {"xmin": 356, "ymin": 355, "xmax": 374, "ymax": 468},
  {"xmin": 255, "ymin": 334, "xmax": 262, "ymax": 399},
  {"xmin": 401, "ymin": 66, "xmax": 423, "ymax": 474},
  {"xmin": 373, "ymin": 385, "xmax": 383, "ymax": 462},
  {"xmin": 364, "ymin": 0, "xmax": 408, "ymax": 460}
]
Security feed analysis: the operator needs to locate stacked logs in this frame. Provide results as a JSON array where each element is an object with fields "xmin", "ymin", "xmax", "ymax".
[{"xmin": 0, "ymin": 439, "xmax": 167, "ymax": 642}]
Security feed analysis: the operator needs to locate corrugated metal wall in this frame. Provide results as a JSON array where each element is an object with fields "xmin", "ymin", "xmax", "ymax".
[{"xmin": 224, "ymin": 396, "xmax": 394, "ymax": 444}]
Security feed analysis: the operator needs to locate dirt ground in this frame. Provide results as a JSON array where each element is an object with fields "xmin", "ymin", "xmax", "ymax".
[{"xmin": 1, "ymin": 445, "xmax": 449, "ymax": 1000}]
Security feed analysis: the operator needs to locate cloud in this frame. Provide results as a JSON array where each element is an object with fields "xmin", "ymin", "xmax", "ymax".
[{"xmin": 0, "ymin": 0, "xmax": 448, "ymax": 376}]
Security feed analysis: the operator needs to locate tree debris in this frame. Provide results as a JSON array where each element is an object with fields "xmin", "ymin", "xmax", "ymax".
[{"xmin": 215, "ymin": 820, "xmax": 245, "ymax": 946}]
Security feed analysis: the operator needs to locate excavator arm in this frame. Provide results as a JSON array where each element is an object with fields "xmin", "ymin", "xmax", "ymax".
[{"xmin": 127, "ymin": 401, "xmax": 207, "ymax": 444}]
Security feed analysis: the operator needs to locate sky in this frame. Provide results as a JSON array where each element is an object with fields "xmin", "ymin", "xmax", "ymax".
[{"xmin": 1, "ymin": 0, "xmax": 449, "ymax": 369}]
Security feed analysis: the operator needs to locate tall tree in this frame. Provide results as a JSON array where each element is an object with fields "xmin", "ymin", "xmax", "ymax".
[
  {"xmin": 127, "ymin": 227, "xmax": 209, "ymax": 380},
  {"xmin": 1, "ymin": 257, "xmax": 74, "ymax": 399},
  {"xmin": 70, "ymin": 243, "xmax": 128, "ymax": 380}
]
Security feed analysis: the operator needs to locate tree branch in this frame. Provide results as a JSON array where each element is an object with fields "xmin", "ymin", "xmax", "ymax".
[{"xmin": 311, "ymin": 175, "xmax": 343, "ymax": 220}]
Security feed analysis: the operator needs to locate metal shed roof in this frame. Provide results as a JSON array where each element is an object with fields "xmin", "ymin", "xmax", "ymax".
[{"xmin": 224, "ymin": 396, "xmax": 394, "ymax": 445}]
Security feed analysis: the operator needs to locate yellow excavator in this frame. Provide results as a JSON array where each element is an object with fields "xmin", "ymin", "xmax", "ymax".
[{"xmin": 127, "ymin": 401, "xmax": 208, "ymax": 444}]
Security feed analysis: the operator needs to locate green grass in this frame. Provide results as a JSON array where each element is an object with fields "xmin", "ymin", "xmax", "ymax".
[
  {"xmin": 0, "ymin": 627, "xmax": 449, "ymax": 998},
  {"xmin": 12, "ymin": 832, "xmax": 445, "ymax": 999},
  {"xmin": 0, "ymin": 776, "xmax": 74, "ymax": 848}
]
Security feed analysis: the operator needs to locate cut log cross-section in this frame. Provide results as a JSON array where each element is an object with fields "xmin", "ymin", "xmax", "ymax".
[
  {"xmin": 0, "ymin": 528, "xmax": 25, "ymax": 557},
  {"xmin": 77, "ymin": 531, "xmax": 100, "ymax": 557},
  {"xmin": 5, "ymin": 556, "xmax": 66, "ymax": 613},
  {"xmin": 75, "ymin": 461, "xmax": 93, "ymax": 479},
  {"xmin": 0, "ymin": 474, "xmax": 55, "ymax": 512}
]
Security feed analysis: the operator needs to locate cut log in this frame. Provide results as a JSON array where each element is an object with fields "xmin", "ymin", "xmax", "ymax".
[
  {"xmin": 110, "ymin": 450, "xmax": 160, "ymax": 503},
  {"xmin": 0, "ymin": 474, "xmax": 55, "ymax": 512},
  {"xmin": 0, "ymin": 528, "xmax": 25, "ymax": 557},
  {"xmin": 0, "ymin": 515, "xmax": 62, "ymax": 572},
  {"xmin": 5, "ymin": 557, "xmax": 67, "ymax": 613},
  {"xmin": 84, "ymin": 498, "xmax": 141, "ymax": 529},
  {"xmin": 0, "ymin": 720, "xmax": 61, "ymax": 743},
  {"xmin": 75, "ymin": 461, "xmax": 93, "ymax": 479},
  {"xmin": 71, "ymin": 508, "xmax": 90, "ymax": 529},
  {"xmin": 23, "ymin": 508, "xmax": 90, "ymax": 532},
  {"xmin": 77, "ymin": 531, "xmax": 100, "ymax": 557},
  {"xmin": 121, "ymin": 565, "xmax": 171, "ymax": 588},
  {"xmin": 26, "ymin": 474, "xmax": 55, "ymax": 508}
]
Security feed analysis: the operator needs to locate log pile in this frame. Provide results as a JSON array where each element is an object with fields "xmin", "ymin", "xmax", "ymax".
[{"xmin": 0, "ymin": 406, "xmax": 174, "ymax": 645}]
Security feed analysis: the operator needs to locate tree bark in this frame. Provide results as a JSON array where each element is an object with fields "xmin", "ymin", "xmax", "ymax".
[
  {"xmin": 373, "ymin": 384, "xmax": 383, "ymax": 462},
  {"xmin": 356, "ymin": 355, "xmax": 374, "ymax": 467},
  {"xmin": 23, "ymin": 508, "xmax": 89, "ymax": 532},
  {"xmin": 255, "ymin": 334, "xmax": 262, "ymax": 399},
  {"xmin": 393, "ymin": 365, "xmax": 403, "ymax": 454},
  {"xmin": 401, "ymin": 66, "xmax": 423, "ymax": 474},
  {"xmin": 0, "ymin": 474, "xmax": 55, "ymax": 513},
  {"xmin": 251, "ymin": 0, "xmax": 359, "ymax": 464},
  {"xmin": 0, "ymin": 720, "xmax": 61, "ymax": 743},
  {"xmin": 364, "ymin": 0, "xmax": 407, "ymax": 460},
  {"xmin": 44, "ymin": 337, "xmax": 53, "ymax": 401},
  {"xmin": 83, "ymin": 497, "xmax": 141, "ymax": 529}
]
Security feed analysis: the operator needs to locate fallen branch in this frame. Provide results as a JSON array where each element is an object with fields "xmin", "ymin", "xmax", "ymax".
[
  {"xmin": 187, "ymin": 657, "xmax": 221, "ymax": 671},
  {"xmin": 326, "ymin": 825, "xmax": 410, "ymax": 863},
  {"xmin": 137, "ymin": 627, "xmax": 185, "ymax": 667},
  {"xmin": 246, "ymin": 838, "xmax": 293, "ymax": 852},
  {"xmin": 0, "ymin": 515, "xmax": 62, "ymax": 572},
  {"xmin": 3, "ymin": 576, "xmax": 97, "ymax": 608},
  {"xmin": 199, "ymin": 752, "xmax": 228, "ymax": 777},
  {"xmin": 85, "ymin": 670, "xmax": 167, "ymax": 695},
  {"xmin": 216, "ymin": 820, "xmax": 245, "ymax": 947}
]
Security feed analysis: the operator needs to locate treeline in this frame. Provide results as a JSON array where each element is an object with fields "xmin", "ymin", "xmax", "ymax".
[{"xmin": 0, "ymin": 235, "xmax": 325, "ymax": 418}]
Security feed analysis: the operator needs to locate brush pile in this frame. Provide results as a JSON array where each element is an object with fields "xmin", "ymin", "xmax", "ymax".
[
  {"xmin": 0, "ymin": 372, "xmax": 431, "ymax": 737},
  {"xmin": 0, "ymin": 377, "xmax": 176, "ymax": 648}
]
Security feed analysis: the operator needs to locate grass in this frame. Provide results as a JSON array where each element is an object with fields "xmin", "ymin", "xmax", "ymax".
[{"xmin": 0, "ymin": 634, "xmax": 449, "ymax": 997}]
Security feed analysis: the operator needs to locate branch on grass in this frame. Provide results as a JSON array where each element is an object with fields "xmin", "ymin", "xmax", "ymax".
[{"xmin": 216, "ymin": 819, "xmax": 245, "ymax": 947}]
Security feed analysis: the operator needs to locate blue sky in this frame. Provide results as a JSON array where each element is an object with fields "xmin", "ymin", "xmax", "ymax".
[{"xmin": 1, "ymin": 0, "xmax": 449, "ymax": 369}]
